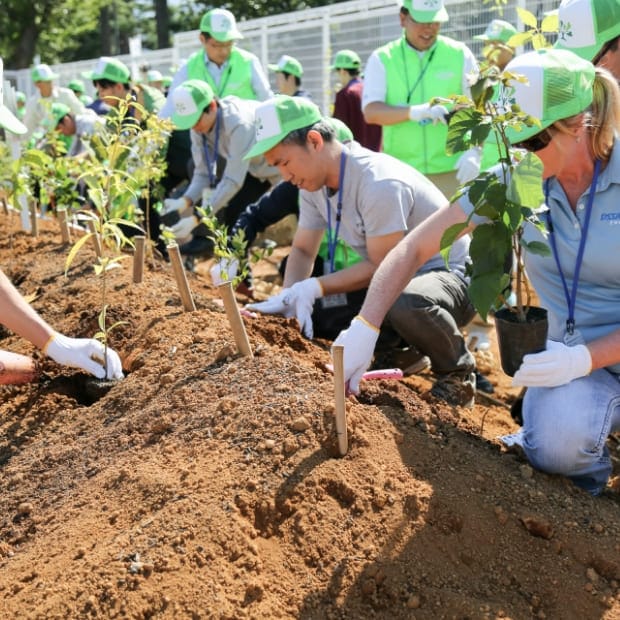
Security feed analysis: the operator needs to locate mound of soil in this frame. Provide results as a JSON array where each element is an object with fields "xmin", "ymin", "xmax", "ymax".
[{"xmin": 0, "ymin": 218, "xmax": 618, "ymax": 619}]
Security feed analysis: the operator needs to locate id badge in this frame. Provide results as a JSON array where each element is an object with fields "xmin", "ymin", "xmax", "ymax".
[
  {"xmin": 563, "ymin": 329, "xmax": 585, "ymax": 346},
  {"xmin": 320, "ymin": 260, "xmax": 347, "ymax": 308}
]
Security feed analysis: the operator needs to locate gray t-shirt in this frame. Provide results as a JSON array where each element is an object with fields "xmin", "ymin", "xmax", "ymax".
[
  {"xmin": 457, "ymin": 140, "xmax": 620, "ymax": 373},
  {"xmin": 185, "ymin": 96, "xmax": 280, "ymax": 211},
  {"xmin": 299, "ymin": 142, "xmax": 469, "ymax": 274}
]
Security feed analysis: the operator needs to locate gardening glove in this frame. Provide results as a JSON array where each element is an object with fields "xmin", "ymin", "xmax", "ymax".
[
  {"xmin": 512, "ymin": 340, "xmax": 592, "ymax": 388},
  {"xmin": 409, "ymin": 103, "xmax": 448, "ymax": 125},
  {"xmin": 210, "ymin": 257, "xmax": 239, "ymax": 286},
  {"xmin": 332, "ymin": 316, "xmax": 380, "ymax": 394},
  {"xmin": 246, "ymin": 277, "xmax": 323, "ymax": 339},
  {"xmin": 456, "ymin": 147, "xmax": 482, "ymax": 184},
  {"xmin": 43, "ymin": 332, "xmax": 124, "ymax": 380},
  {"xmin": 160, "ymin": 197, "xmax": 190, "ymax": 227},
  {"xmin": 170, "ymin": 214, "xmax": 200, "ymax": 240}
]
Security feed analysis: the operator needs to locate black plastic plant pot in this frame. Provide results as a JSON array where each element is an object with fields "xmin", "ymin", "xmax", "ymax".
[{"xmin": 494, "ymin": 306, "xmax": 548, "ymax": 377}]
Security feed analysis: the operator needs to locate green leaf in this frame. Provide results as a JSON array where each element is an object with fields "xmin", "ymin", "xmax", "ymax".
[
  {"xmin": 532, "ymin": 33, "xmax": 550, "ymax": 49},
  {"xmin": 541, "ymin": 13, "xmax": 559, "ymax": 32},
  {"xmin": 439, "ymin": 222, "xmax": 469, "ymax": 265},
  {"xmin": 516, "ymin": 7, "xmax": 538, "ymax": 28},
  {"xmin": 64, "ymin": 232, "xmax": 93, "ymax": 276},
  {"xmin": 445, "ymin": 109, "xmax": 482, "ymax": 155},
  {"xmin": 522, "ymin": 240, "xmax": 551, "ymax": 257},
  {"xmin": 508, "ymin": 32, "xmax": 533, "ymax": 47},
  {"xmin": 468, "ymin": 270, "xmax": 509, "ymax": 321},
  {"xmin": 507, "ymin": 152, "xmax": 544, "ymax": 209}
]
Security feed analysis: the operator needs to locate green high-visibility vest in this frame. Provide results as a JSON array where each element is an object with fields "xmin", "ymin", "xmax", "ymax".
[
  {"xmin": 378, "ymin": 36, "xmax": 465, "ymax": 174},
  {"xmin": 186, "ymin": 47, "xmax": 257, "ymax": 100}
]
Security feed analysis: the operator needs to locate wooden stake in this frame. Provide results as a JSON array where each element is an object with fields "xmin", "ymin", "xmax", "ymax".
[
  {"xmin": 86, "ymin": 220, "xmax": 103, "ymax": 257},
  {"xmin": 29, "ymin": 200, "xmax": 38, "ymax": 238},
  {"xmin": 57, "ymin": 208, "xmax": 71, "ymax": 245},
  {"xmin": 218, "ymin": 281, "xmax": 253, "ymax": 358},
  {"xmin": 132, "ymin": 236, "xmax": 146, "ymax": 283},
  {"xmin": 331, "ymin": 344, "xmax": 348, "ymax": 456},
  {"xmin": 167, "ymin": 243, "xmax": 196, "ymax": 312}
]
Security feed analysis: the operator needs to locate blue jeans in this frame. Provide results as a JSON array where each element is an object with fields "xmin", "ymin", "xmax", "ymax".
[
  {"xmin": 521, "ymin": 369, "xmax": 620, "ymax": 495},
  {"xmin": 384, "ymin": 270, "xmax": 476, "ymax": 374}
]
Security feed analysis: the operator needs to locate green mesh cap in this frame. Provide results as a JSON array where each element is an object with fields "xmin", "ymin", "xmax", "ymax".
[
  {"xmin": 15, "ymin": 91, "xmax": 26, "ymax": 103},
  {"xmin": 331, "ymin": 49, "xmax": 362, "ymax": 70},
  {"xmin": 244, "ymin": 95, "xmax": 323, "ymax": 160},
  {"xmin": 554, "ymin": 0, "xmax": 620, "ymax": 61},
  {"xmin": 474, "ymin": 19, "xmax": 518, "ymax": 44},
  {"xmin": 171, "ymin": 79, "xmax": 215, "ymax": 130},
  {"xmin": 326, "ymin": 117, "xmax": 354, "ymax": 142},
  {"xmin": 503, "ymin": 49, "xmax": 595, "ymax": 144},
  {"xmin": 68, "ymin": 79, "xmax": 85, "ymax": 94},
  {"xmin": 31, "ymin": 64, "xmax": 59, "ymax": 82},
  {"xmin": 200, "ymin": 8, "xmax": 243, "ymax": 42},
  {"xmin": 82, "ymin": 57, "xmax": 131, "ymax": 84},
  {"xmin": 268, "ymin": 55, "xmax": 303, "ymax": 78},
  {"xmin": 402, "ymin": 0, "xmax": 448, "ymax": 23},
  {"xmin": 47, "ymin": 102, "xmax": 71, "ymax": 128}
]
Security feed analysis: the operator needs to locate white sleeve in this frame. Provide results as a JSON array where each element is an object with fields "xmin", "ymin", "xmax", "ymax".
[
  {"xmin": 250, "ymin": 58, "xmax": 274, "ymax": 101},
  {"xmin": 461, "ymin": 46, "xmax": 479, "ymax": 97},
  {"xmin": 361, "ymin": 52, "xmax": 387, "ymax": 110}
]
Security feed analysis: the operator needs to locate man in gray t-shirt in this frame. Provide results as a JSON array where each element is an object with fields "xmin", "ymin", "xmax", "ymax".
[{"xmin": 245, "ymin": 95, "xmax": 477, "ymax": 407}]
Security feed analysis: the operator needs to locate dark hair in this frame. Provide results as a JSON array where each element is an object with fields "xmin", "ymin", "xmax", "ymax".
[
  {"xmin": 593, "ymin": 35, "xmax": 620, "ymax": 65},
  {"xmin": 280, "ymin": 119, "xmax": 335, "ymax": 147},
  {"xmin": 94, "ymin": 78, "xmax": 130, "ymax": 90}
]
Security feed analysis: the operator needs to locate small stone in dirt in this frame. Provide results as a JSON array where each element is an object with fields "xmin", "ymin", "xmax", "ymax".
[
  {"xmin": 16, "ymin": 502, "xmax": 33, "ymax": 516},
  {"xmin": 264, "ymin": 439, "xmax": 276, "ymax": 450},
  {"xmin": 520, "ymin": 515, "xmax": 554, "ymax": 539},
  {"xmin": 406, "ymin": 594, "xmax": 421, "ymax": 609},
  {"xmin": 283, "ymin": 438, "xmax": 298, "ymax": 455},
  {"xmin": 291, "ymin": 416, "xmax": 310, "ymax": 432},
  {"xmin": 160, "ymin": 373, "xmax": 175, "ymax": 385},
  {"xmin": 519, "ymin": 464, "xmax": 534, "ymax": 479}
]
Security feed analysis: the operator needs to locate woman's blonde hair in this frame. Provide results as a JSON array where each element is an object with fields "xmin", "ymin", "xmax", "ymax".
[{"xmin": 552, "ymin": 66, "xmax": 620, "ymax": 161}]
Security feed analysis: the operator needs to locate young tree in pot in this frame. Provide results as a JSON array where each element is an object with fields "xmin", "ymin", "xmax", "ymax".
[{"xmin": 439, "ymin": 62, "xmax": 551, "ymax": 376}]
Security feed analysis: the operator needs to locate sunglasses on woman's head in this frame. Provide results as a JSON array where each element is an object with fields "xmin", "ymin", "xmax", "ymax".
[{"xmin": 514, "ymin": 129, "xmax": 552, "ymax": 152}]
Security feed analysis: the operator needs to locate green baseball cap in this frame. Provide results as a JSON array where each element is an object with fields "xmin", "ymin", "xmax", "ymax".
[
  {"xmin": 171, "ymin": 79, "xmax": 215, "ymax": 130},
  {"xmin": 244, "ymin": 95, "xmax": 322, "ymax": 160},
  {"xmin": 326, "ymin": 117, "xmax": 353, "ymax": 143},
  {"xmin": 162, "ymin": 75, "xmax": 173, "ymax": 88},
  {"xmin": 554, "ymin": 0, "xmax": 620, "ymax": 61},
  {"xmin": 31, "ymin": 64, "xmax": 59, "ymax": 82},
  {"xmin": 82, "ymin": 57, "xmax": 131, "ymax": 84},
  {"xmin": 402, "ymin": 0, "xmax": 448, "ymax": 23},
  {"xmin": 268, "ymin": 55, "xmax": 303, "ymax": 78},
  {"xmin": 331, "ymin": 49, "xmax": 362, "ymax": 70},
  {"xmin": 47, "ymin": 102, "xmax": 71, "ymax": 128},
  {"xmin": 15, "ymin": 91, "xmax": 26, "ymax": 104},
  {"xmin": 474, "ymin": 19, "xmax": 518, "ymax": 44},
  {"xmin": 200, "ymin": 8, "xmax": 243, "ymax": 42},
  {"xmin": 68, "ymin": 79, "xmax": 85, "ymax": 94},
  {"xmin": 503, "ymin": 48, "xmax": 595, "ymax": 144}
]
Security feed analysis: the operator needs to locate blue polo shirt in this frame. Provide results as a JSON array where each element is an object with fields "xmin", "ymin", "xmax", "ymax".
[{"xmin": 458, "ymin": 140, "xmax": 620, "ymax": 373}]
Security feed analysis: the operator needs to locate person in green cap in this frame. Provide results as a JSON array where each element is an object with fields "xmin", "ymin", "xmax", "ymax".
[
  {"xmin": 331, "ymin": 49, "xmax": 381, "ymax": 151},
  {"xmin": 47, "ymin": 102, "xmax": 105, "ymax": 158},
  {"xmin": 67, "ymin": 79, "xmax": 94, "ymax": 106},
  {"xmin": 244, "ymin": 95, "xmax": 477, "ymax": 405},
  {"xmin": 268, "ymin": 55, "xmax": 312, "ymax": 100},
  {"xmin": 158, "ymin": 8, "xmax": 272, "ymax": 120},
  {"xmin": 362, "ymin": 0, "xmax": 479, "ymax": 199},
  {"xmin": 333, "ymin": 48, "xmax": 620, "ymax": 495},
  {"xmin": 161, "ymin": 79, "xmax": 280, "ymax": 258},
  {"xmin": 23, "ymin": 63, "xmax": 85, "ymax": 141},
  {"xmin": 555, "ymin": 0, "xmax": 620, "ymax": 81},
  {"xmin": 14, "ymin": 91, "xmax": 26, "ymax": 120},
  {"xmin": 474, "ymin": 19, "xmax": 517, "ymax": 72}
]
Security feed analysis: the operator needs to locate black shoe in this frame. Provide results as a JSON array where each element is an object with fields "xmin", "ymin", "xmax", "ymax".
[
  {"xmin": 178, "ymin": 235, "xmax": 214, "ymax": 258},
  {"xmin": 475, "ymin": 371, "xmax": 494, "ymax": 394}
]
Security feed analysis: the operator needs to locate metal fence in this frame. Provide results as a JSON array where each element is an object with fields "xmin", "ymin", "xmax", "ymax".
[{"xmin": 4, "ymin": 0, "xmax": 557, "ymax": 114}]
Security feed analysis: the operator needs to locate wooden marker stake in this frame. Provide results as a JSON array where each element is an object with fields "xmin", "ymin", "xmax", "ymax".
[
  {"xmin": 167, "ymin": 243, "xmax": 196, "ymax": 312},
  {"xmin": 218, "ymin": 281, "xmax": 253, "ymax": 358},
  {"xmin": 86, "ymin": 220, "xmax": 103, "ymax": 257},
  {"xmin": 29, "ymin": 200, "xmax": 38, "ymax": 238},
  {"xmin": 132, "ymin": 236, "xmax": 146, "ymax": 283},
  {"xmin": 57, "ymin": 208, "xmax": 71, "ymax": 245},
  {"xmin": 331, "ymin": 344, "xmax": 348, "ymax": 456}
]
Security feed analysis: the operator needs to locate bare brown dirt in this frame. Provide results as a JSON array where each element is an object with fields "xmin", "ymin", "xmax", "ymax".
[{"xmin": 0, "ymin": 216, "xmax": 619, "ymax": 620}]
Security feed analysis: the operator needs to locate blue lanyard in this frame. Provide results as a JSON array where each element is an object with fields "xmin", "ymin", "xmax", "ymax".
[
  {"xmin": 544, "ymin": 159, "xmax": 600, "ymax": 335},
  {"xmin": 202, "ymin": 108, "xmax": 221, "ymax": 188},
  {"xmin": 325, "ymin": 150, "xmax": 347, "ymax": 273}
]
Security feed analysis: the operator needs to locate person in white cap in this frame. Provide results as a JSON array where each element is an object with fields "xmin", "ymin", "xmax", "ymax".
[
  {"xmin": 362, "ymin": 0, "xmax": 479, "ymax": 199},
  {"xmin": 159, "ymin": 8, "xmax": 272, "ymax": 119},
  {"xmin": 23, "ymin": 63, "xmax": 85, "ymax": 140},
  {"xmin": 161, "ymin": 80, "xmax": 280, "ymax": 258},
  {"xmin": 268, "ymin": 55, "xmax": 312, "ymax": 99},
  {"xmin": 334, "ymin": 48, "xmax": 620, "ymax": 496},
  {"xmin": 555, "ymin": 0, "xmax": 620, "ymax": 80},
  {"xmin": 244, "ymin": 95, "xmax": 477, "ymax": 407},
  {"xmin": 0, "ymin": 93, "xmax": 122, "ymax": 382}
]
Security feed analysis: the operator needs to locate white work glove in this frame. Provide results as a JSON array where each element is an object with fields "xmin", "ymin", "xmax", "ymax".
[
  {"xmin": 170, "ymin": 214, "xmax": 200, "ymax": 240},
  {"xmin": 246, "ymin": 277, "xmax": 323, "ymax": 339},
  {"xmin": 210, "ymin": 257, "xmax": 239, "ymax": 286},
  {"xmin": 409, "ymin": 103, "xmax": 448, "ymax": 125},
  {"xmin": 456, "ymin": 147, "xmax": 482, "ymax": 184},
  {"xmin": 44, "ymin": 333, "xmax": 124, "ymax": 380},
  {"xmin": 162, "ymin": 197, "xmax": 188, "ymax": 216},
  {"xmin": 512, "ymin": 340, "xmax": 592, "ymax": 388},
  {"xmin": 332, "ymin": 316, "xmax": 380, "ymax": 394},
  {"xmin": 202, "ymin": 187, "xmax": 214, "ymax": 207}
]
